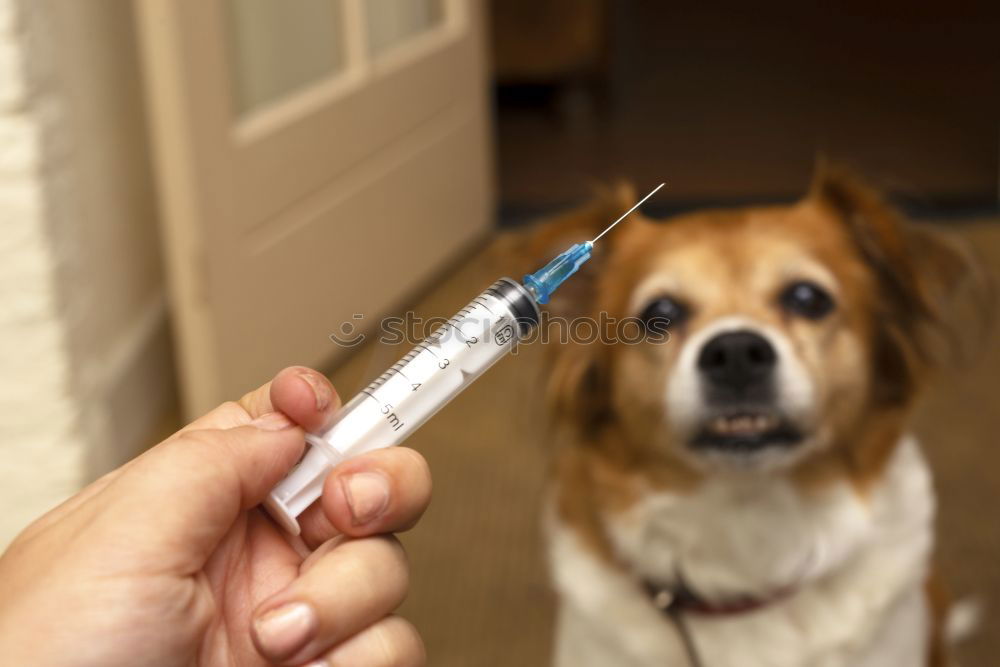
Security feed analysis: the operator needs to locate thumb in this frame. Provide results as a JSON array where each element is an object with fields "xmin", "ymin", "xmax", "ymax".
[{"xmin": 106, "ymin": 413, "xmax": 305, "ymax": 566}]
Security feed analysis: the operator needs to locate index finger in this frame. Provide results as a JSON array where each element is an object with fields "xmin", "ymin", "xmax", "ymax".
[{"xmin": 178, "ymin": 366, "xmax": 341, "ymax": 433}]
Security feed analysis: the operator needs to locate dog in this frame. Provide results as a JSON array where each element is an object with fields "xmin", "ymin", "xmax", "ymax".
[{"xmin": 518, "ymin": 167, "xmax": 987, "ymax": 666}]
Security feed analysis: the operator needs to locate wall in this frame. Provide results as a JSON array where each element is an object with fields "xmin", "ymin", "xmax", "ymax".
[{"xmin": 0, "ymin": 0, "xmax": 175, "ymax": 546}]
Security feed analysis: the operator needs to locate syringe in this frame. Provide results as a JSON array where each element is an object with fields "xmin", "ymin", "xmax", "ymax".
[{"xmin": 264, "ymin": 183, "xmax": 664, "ymax": 534}]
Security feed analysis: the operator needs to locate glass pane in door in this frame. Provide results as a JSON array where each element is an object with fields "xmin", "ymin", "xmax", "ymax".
[
  {"xmin": 364, "ymin": 0, "xmax": 443, "ymax": 58},
  {"xmin": 227, "ymin": 0, "xmax": 344, "ymax": 114}
]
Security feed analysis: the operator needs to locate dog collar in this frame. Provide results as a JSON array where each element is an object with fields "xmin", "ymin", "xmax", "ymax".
[{"xmin": 643, "ymin": 579, "xmax": 796, "ymax": 616}]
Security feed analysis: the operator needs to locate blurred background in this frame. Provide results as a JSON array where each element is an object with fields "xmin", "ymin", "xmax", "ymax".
[{"xmin": 0, "ymin": 0, "xmax": 997, "ymax": 664}]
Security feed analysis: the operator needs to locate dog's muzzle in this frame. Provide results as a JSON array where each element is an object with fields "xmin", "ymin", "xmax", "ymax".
[{"xmin": 690, "ymin": 329, "xmax": 802, "ymax": 453}]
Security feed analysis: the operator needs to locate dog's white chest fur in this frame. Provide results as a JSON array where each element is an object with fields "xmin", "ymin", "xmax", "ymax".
[{"xmin": 548, "ymin": 437, "xmax": 935, "ymax": 667}]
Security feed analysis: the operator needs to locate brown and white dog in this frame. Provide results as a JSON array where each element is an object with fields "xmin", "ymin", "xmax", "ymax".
[{"xmin": 520, "ymin": 168, "xmax": 987, "ymax": 666}]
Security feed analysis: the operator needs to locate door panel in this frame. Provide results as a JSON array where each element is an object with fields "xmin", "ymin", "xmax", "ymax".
[
  {"xmin": 233, "ymin": 28, "xmax": 478, "ymax": 232},
  {"xmin": 226, "ymin": 0, "xmax": 346, "ymax": 114},
  {"xmin": 137, "ymin": 0, "xmax": 492, "ymax": 416},
  {"xmin": 364, "ymin": 0, "xmax": 443, "ymax": 57}
]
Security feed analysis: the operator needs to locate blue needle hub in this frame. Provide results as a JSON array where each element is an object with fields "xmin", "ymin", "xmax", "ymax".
[
  {"xmin": 523, "ymin": 241, "xmax": 593, "ymax": 304},
  {"xmin": 520, "ymin": 182, "xmax": 664, "ymax": 305}
]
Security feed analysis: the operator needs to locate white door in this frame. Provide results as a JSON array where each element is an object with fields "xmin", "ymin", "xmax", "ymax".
[{"xmin": 136, "ymin": 0, "xmax": 493, "ymax": 417}]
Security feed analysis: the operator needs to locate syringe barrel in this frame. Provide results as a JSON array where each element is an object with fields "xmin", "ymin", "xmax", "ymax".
[{"xmin": 264, "ymin": 278, "xmax": 540, "ymax": 534}]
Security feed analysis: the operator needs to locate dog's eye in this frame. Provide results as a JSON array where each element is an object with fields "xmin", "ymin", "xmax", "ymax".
[
  {"xmin": 779, "ymin": 281, "xmax": 834, "ymax": 319},
  {"xmin": 639, "ymin": 297, "xmax": 688, "ymax": 332}
]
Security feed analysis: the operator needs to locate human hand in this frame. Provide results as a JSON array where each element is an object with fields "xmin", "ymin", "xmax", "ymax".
[{"xmin": 0, "ymin": 366, "xmax": 431, "ymax": 666}]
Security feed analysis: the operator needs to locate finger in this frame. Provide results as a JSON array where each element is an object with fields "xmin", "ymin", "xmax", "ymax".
[
  {"xmin": 269, "ymin": 366, "xmax": 341, "ymax": 433},
  {"xmin": 296, "ymin": 447, "xmax": 432, "ymax": 549},
  {"xmin": 251, "ymin": 535, "xmax": 409, "ymax": 665},
  {"xmin": 179, "ymin": 366, "xmax": 339, "ymax": 433},
  {"xmin": 104, "ymin": 417, "xmax": 305, "ymax": 565},
  {"xmin": 315, "ymin": 615, "xmax": 425, "ymax": 667}
]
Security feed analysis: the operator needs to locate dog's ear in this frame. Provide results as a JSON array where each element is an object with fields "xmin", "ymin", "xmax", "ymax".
[
  {"xmin": 903, "ymin": 221, "xmax": 996, "ymax": 363},
  {"xmin": 808, "ymin": 163, "xmax": 995, "ymax": 402}
]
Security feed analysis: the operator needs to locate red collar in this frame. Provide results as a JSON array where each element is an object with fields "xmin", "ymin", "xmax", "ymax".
[{"xmin": 644, "ymin": 580, "xmax": 796, "ymax": 616}]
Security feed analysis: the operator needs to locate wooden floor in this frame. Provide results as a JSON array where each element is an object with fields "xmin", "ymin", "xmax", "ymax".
[{"xmin": 327, "ymin": 220, "xmax": 1000, "ymax": 666}]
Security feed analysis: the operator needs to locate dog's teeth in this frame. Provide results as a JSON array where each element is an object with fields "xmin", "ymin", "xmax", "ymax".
[{"xmin": 708, "ymin": 414, "xmax": 783, "ymax": 436}]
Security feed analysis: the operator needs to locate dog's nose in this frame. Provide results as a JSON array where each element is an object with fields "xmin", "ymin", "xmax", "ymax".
[{"xmin": 698, "ymin": 330, "xmax": 776, "ymax": 389}]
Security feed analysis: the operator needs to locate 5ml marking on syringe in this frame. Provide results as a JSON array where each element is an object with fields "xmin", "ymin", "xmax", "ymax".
[{"xmin": 360, "ymin": 388, "xmax": 406, "ymax": 431}]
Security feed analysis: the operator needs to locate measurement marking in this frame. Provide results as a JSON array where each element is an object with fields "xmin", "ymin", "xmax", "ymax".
[
  {"xmin": 474, "ymin": 297, "xmax": 496, "ymax": 316},
  {"xmin": 484, "ymin": 289, "xmax": 517, "ymax": 320},
  {"xmin": 387, "ymin": 414, "xmax": 403, "ymax": 431},
  {"xmin": 445, "ymin": 321, "xmax": 468, "ymax": 342},
  {"xmin": 362, "ymin": 390, "xmax": 404, "ymax": 432},
  {"xmin": 417, "ymin": 341, "xmax": 439, "ymax": 358},
  {"xmin": 388, "ymin": 366, "xmax": 411, "ymax": 382}
]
